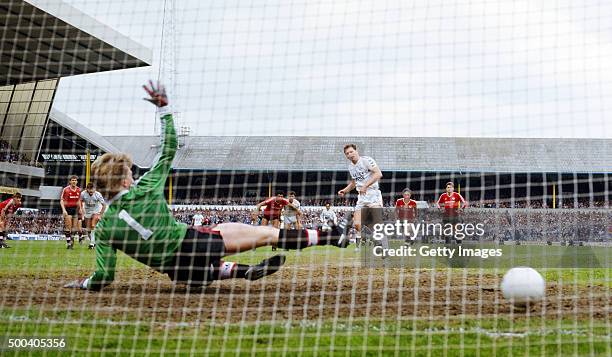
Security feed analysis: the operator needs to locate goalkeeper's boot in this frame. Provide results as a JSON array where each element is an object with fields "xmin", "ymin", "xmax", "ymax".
[
  {"xmin": 0, "ymin": 241, "xmax": 10, "ymax": 249},
  {"xmin": 245, "ymin": 254, "xmax": 286, "ymax": 281}
]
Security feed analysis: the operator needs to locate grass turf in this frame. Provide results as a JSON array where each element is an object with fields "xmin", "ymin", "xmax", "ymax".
[{"xmin": 0, "ymin": 240, "xmax": 609, "ymax": 356}]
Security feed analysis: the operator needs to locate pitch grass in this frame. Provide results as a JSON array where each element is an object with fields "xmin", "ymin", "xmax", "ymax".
[
  {"xmin": 0, "ymin": 241, "xmax": 610, "ymax": 356},
  {"xmin": 0, "ymin": 309, "xmax": 610, "ymax": 356},
  {"xmin": 1, "ymin": 240, "xmax": 609, "ymax": 286}
]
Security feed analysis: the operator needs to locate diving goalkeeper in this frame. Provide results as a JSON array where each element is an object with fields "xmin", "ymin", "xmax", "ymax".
[{"xmin": 65, "ymin": 81, "xmax": 350, "ymax": 291}]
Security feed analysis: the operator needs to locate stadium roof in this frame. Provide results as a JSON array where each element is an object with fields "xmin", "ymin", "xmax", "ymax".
[
  {"xmin": 49, "ymin": 109, "xmax": 118, "ymax": 153},
  {"xmin": 0, "ymin": 162, "xmax": 44, "ymax": 178},
  {"xmin": 47, "ymin": 109, "xmax": 146, "ymax": 168},
  {"xmin": 104, "ymin": 136, "xmax": 612, "ymax": 173},
  {"xmin": 1, "ymin": 0, "xmax": 151, "ymax": 86}
]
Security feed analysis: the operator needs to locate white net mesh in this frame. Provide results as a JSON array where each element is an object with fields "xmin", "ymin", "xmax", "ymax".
[{"xmin": 0, "ymin": 0, "xmax": 610, "ymax": 355}]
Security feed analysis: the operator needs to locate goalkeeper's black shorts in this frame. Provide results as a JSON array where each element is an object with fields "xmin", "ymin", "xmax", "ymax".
[{"xmin": 163, "ymin": 227, "xmax": 225, "ymax": 287}]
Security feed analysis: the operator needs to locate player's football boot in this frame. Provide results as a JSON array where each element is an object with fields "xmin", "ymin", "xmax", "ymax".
[
  {"xmin": 0, "ymin": 242, "xmax": 10, "ymax": 248},
  {"xmin": 244, "ymin": 254, "xmax": 286, "ymax": 281},
  {"xmin": 335, "ymin": 213, "xmax": 353, "ymax": 248},
  {"xmin": 404, "ymin": 239, "xmax": 415, "ymax": 246},
  {"xmin": 334, "ymin": 212, "xmax": 353, "ymax": 248},
  {"xmin": 365, "ymin": 225, "xmax": 389, "ymax": 250}
]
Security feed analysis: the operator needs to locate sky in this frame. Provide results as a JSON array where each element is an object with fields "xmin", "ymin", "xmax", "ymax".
[{"xmin": 52, "ymin": 0, "xmax": 612, "ymax": 138}]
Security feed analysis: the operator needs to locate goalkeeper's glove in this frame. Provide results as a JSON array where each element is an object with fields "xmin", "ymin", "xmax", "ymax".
[
  {"xmin": 64, "ymin": 278, "xmax": 88, "ymax": 290},
  {"xmin": 142, "ymin": 80, "xmax": 169, "ymax": 107}
]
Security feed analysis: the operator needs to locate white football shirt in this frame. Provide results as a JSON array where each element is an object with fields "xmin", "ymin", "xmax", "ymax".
[
  {"xmin": 192, "ymin": 213, "xmax": 204, "ymax": 226},
  {"xmin": 80, "ymin": 191, "xmax": 105, "ymax": 213},
  {"xmin": 320, "ymin": 209, "xmax": 337, "ymax": 224},
  {"xmin": 348, "ymin": 156, "xmax": 380, "ymax": 191},
  {"xmin": 283, "ymin": 199, "xmax": 300, "ymax": 217}
]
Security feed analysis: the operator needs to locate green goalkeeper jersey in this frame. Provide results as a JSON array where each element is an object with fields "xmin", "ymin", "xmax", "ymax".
[{"xmin": 86, "ymin": 110, "xmax": 187, "ymax": 290}]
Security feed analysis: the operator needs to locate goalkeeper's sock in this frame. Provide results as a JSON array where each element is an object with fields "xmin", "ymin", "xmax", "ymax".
[
  {"xmin": 215, "ymin": 261, "xmax": 250, "ymax": 280},
  {"xmin": 276, "ymin": 227, "xmax": 343, "ymax": 250},
  {"xmin": 244, "ymin": 255, "xmax": 286, "ymax": 281}
]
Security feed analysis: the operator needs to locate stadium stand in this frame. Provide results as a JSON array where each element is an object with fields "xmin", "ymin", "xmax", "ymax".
[
  {"xmin": 0, "ymin": 0, "xmax": 151, "ymax": 201},
  {"xmin": 105, "ymin": 136, "xmax": 612, "ymax": 172},
  {"xmin": 4, "ymin": 207, "xmax": 609, "ymax": 243}
]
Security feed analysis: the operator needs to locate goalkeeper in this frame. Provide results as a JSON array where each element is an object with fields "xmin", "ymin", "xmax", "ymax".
[{"xmin": 65, "ymin": 81, "xmax": 350, "ymax": 291}]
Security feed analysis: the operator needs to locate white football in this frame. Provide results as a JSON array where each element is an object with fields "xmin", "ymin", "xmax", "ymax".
[{"xmin": 501, "ymin": 267, "xmax": 545, "ymax": 306}]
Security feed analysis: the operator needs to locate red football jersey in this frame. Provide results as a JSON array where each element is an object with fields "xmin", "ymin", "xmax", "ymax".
[
  {"xmin": 0, "ymin": 198, "xmax": 21, "ymax": 215},
  {"xmin": 263, "ymin": 197, "xmax": 289, "ymax": 216},
  {"xmin": 437, "ymin": 192, "xmax": 465, "ymax": 216},
  {"xmin": 62, "ymin": 186, "xmax": 81, "ymax": 208},
  {"xmin": 395, "ymin": 198, "xmax": 417, "ymax": 220}
]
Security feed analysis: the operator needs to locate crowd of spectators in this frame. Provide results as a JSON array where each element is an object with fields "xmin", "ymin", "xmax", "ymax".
[
  {"xmin": 173, "ymin": 207, "xmax": 254, "ymax": 225},
  {"xmin": 173, "ymin": 196, "xmax": 609, "ymax": 209},
  {"xmin": 415, "ymin": 209, "xmax": 610, "ymax": 243},
  {"xmin": 3, "ymin": 206, "xmax": 609, "ymax": 243},
  {"xmin": 171, "ymin": 206, "xmax": 609, "ymax": 242},
  {"xmin": 3, "ymin": 210, "xmax": 63, "ymax": 235},
  {"xmin": 172, "ymin": 206, "xmax": 352, "ymax": 229},
  {"xmin": 467, "ymin": 198, "xmax": 608, "ymax": 209},
  {"xmin": 173, "ymin": 197, "xmax": 360, "ymax": 207},
  {"xmin": 0, "ymin": 140, "xmax": 41, "ymax": 167}
]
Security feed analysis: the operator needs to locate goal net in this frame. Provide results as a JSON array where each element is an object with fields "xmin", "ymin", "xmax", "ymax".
[{"xmin": 0, "ymin": 0, "xmax": 610, "ymax": 355}]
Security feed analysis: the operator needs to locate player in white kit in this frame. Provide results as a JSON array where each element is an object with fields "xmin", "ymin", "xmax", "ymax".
[
  {"xmin": 80, "ymin": 183, "xmax": 106, "ymax": 249},
  {"xmin": 337, "ymin": 144, "xmax": 385, "ymax": 249},
  {"xmin": 192, "ymin": 211, "xmax": 205, "ymax": 227},
  {"xmin": 282, "ymin": 191, "xmax": 302, "ymax": 229},
  {"xmin": 319, "ymin": 202, "xmax": 338, "ymax": 232}
]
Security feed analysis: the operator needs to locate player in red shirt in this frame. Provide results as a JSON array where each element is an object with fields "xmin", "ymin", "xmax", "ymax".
[
  {"xmin": 60, "ymin": 175, "xmax": 83, "ymax": 249},
  {"xmin": 253, "ymin": 191, "xmax": 290, "ymax": 229},
  {"xmin": 253, "ymin": 191, "xmax": 290, "ymax": 251},
  {"xmin": 395, "ymin": 188, "xmax": 418, "ymax": 245},
  {"xmin": 0, "ymin": 192, "xmax": 22, "ymax": 248},
  {"xmin": 436, "ymin": 182, "xmax": 466, "ymax": 243},
  {"xmin": 395, "ymin": 188, "xmax": 418, "ymax": 221}
]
